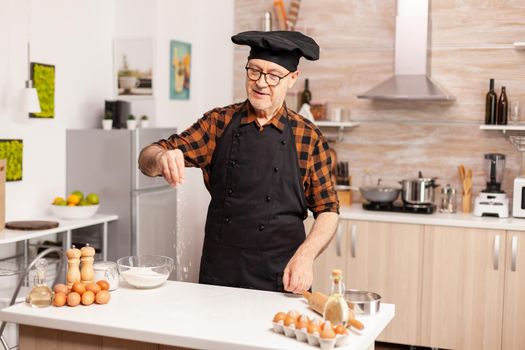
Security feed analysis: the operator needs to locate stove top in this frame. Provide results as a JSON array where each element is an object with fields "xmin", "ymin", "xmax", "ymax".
[{"xmin": 362, "ymin": 202, "xmax": 435, "ymax": 214}]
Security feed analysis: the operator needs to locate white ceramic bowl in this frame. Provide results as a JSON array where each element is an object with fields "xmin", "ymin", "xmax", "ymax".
[
  {"xmin": 117, "ymin": 255, "xmax": 174, "ymax": 289},
  {"xmin": 51, "ymin": 204, "xmax": 99, "ymax": 219}
]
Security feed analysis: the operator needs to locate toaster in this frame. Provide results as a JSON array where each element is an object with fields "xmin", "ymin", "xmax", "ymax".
[{"xmin": 512, "ymin": 177, "xmax": 525, "ymax": 218}]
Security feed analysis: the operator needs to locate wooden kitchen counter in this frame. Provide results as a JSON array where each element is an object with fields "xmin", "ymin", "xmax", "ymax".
[{"xmin": 0, "ymin": 281, "xmax": 394, "ymax": 350}]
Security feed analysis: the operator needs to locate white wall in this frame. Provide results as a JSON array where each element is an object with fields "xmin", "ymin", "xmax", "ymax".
[
  {"xmin": 0, "ymin": 0, "xmax": 114, "ymax": 221},
  {"xmin": 1, "ymin": 0, "xmax": 234, "ymax": 282}
]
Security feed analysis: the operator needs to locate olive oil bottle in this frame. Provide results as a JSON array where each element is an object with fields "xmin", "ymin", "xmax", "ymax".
[
  {"xmin": 26, "ymin": 259, "xmax": 53, "ymax": 308},
  {"xmin": 323, "ymin": 269, "xmax": 349, "ymax": 327}
]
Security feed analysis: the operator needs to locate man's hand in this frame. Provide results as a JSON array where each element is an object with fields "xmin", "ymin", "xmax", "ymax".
[
  {"xmin": 156, "ymin": 149, "xmax": 185, "ymax": 187},
  {"xmin": 283, "ymin": 252, "xmax": 314, "ymax": 294}
]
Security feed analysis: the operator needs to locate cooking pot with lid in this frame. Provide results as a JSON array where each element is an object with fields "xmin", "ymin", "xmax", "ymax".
[
  {"xmin": 399, "ymin": 171, "xmax": 440, "ymax": 205},
  {"xmin": 360, "ymin": 179, "xmax": 401, "ymax": 203}
]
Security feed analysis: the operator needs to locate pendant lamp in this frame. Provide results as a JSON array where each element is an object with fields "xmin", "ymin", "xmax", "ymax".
[{"xmin": 22, "ymin": 0, "xmax": 40, "ymax": 114}]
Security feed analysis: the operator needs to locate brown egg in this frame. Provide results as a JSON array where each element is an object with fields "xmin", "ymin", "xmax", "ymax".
[
  {"xmin": 272, "ymin": 311, "xmax": 286, "ymax": 323},
  {"xmin": 53, "ymin": 292, "xmax": 67, "ymax": 307},
  {"xmin": 53, "ymin": 284, "xmax": 68, "ymax": 295},
  {"xmin": 95, "ymin": 290, "xmax": 111, "ymax": 304},
  {"xmin": 283, "ymin": 315, "xmax": 296, "ymax": 327},
  {"xmin": 334, "ymin": 324, "xmax": 348, "ymax": 335},
  {"xmin": 66, "ymin": 292, "xmax": 81, "ymax": 307},
  {"xmin": 85, "ymin": 283, "xmax": 101, "ymax": 294},
  {"xmin": 296, "ymin": 315, "xmax": 309, "ymax": 330},
  {"xmin": 320, "ymin": 325, "xmax": 336, "ymax": 339},
  {"xmin": 71, "ymin": 282, "xmax": 86, "ymax": 295},
  {"xmin": 96, "ymin": 280, "xmax": 110, "ymax": 291},
  {"xmin": 81, "ymin": 291, "xmax": 95, "ymax": 305},
  {"xmin": 321, "ymin": 320, "xmax": 332, "ymax": 331},
  {"xmin": 286, "ymin": 309, "xmax": 299, "ymax": 318},
  {"xmin": 307, "ymin": 322, "xmax": 321, "ymax": 334}
]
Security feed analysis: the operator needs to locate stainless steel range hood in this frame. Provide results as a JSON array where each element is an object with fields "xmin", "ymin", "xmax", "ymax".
[{"xmin": 357, "ymin": 0, "xmax": 455, "ymax": 101}]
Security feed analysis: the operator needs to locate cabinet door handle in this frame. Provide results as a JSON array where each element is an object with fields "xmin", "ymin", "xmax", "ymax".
[
  {"xmin": 350, "ymin": 224, "xmax": 357, "ymax": 258},
  {"xmin": 493, "ymin": 235, "xmax": 501, "ymax": 270},
  {"xmin": 511, "ymin": 235, "xmax": 518, "ymax": 272},
  {"xmin": 335, "ymin": 222, "xmax": 343, "ymax": 257}
]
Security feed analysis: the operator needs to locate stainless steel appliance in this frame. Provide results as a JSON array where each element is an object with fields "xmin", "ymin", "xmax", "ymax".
[
  {"xmin": 66, "ymin": 128, "xmax": 179, "ymax": 262},
  {"xmin": 361, "ymin": 172, "xmax": 437, "ymax": 214},
  {"xmin": 399, "ymin": 171, "xmax": 439, "ymax": 206},
  {"xmin": 474, "ymin": 153, "xmax": 509, "ymax": 218},
  {"xmin": 512, "ymin": 176, "xmax": 525, "ymax": 218}
]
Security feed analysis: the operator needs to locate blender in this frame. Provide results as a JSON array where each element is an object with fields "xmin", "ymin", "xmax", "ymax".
[{"xmin": 474, "ymin": 153, "xmax": 509, "ymax": 218}]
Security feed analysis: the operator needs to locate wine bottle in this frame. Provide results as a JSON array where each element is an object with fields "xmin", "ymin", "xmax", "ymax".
[
  {"xmin": 298, "ymin": 78, "xmax": 312, "ymax": 110},
  {"xmin": 485, "ymin": 79, "xmax": 497, "ymax": 125},
  {"xmin": 497, "ymin": 86, "xmax": 508, "ymax": 125}
]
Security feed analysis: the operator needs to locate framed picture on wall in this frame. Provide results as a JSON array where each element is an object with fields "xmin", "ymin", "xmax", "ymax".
[
  {"xmin": 30, "ymin": 62, "xmax": 55, "ymax": 119},
  {"xmin": 169, "ymin": 40, "xmax": 191, "ymax": 100},
  {"xmin": 114, "ymin": 38, "xmax": 154, "ymax": 98},
  {"xmin": 0, "ymin": 139, "xmax": 23, "ymax": 181}
]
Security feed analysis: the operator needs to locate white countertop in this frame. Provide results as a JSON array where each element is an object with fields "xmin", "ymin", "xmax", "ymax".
[
  {"xmin": 0, "ymin": 214, "xmax": 118, "ymax": 245},
  {"xmin": 339, "ymin": 204, "xmax": 525, "ymax": 231},
  {"xmin": 0, "ymin": 281, "xmax": 394, "ymax": 350}
]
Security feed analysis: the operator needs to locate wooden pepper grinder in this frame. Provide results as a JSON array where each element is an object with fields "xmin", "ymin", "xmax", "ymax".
[
  {"xmin": 80, "ymin": 244, "xmax": 96, "ymax": 285},
  {"xmin": 66, "ymin": 245, "xmax": 81, "ymax": 290}
]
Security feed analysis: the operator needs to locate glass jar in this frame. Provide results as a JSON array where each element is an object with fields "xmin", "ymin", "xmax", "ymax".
[
  {"xmin": 93, "ymin": 261, "xmax": 119, "ymax": 291},
  {"xmin": 440, "ymin": 184, "xmax": 457, "ymax": 213}
]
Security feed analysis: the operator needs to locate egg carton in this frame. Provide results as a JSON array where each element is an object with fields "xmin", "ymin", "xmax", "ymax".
[{"xmin": 272, "ymin": 322, "xmax": 350, "ymax": 350}]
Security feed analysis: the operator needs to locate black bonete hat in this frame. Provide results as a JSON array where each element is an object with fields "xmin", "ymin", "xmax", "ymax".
[{"xmin": 231, "ymin": 30, "xmax": 320, "ymax": 72}]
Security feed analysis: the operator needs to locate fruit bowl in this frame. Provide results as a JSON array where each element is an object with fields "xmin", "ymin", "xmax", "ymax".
[
  {"xmin": 50, "ymin": 204, "xmax": 99, "ymax": 220},
  {"xmin": 117, "ymin": 255, "xmax": 174, "ymax": 289}
]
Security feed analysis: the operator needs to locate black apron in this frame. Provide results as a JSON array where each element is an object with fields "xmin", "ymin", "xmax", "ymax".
[{"xmin": 198, "ymin": 106, "xmax": 308, "ymax": 292}]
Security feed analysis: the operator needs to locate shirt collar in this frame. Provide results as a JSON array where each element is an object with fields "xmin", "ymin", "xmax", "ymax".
[{"xmin": 241, "ymin": 100, "xmax": 287, "ymax": 132}]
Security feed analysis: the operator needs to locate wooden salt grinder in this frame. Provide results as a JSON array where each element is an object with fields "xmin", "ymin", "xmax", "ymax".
[
  {"xmin": 66, "ymin": 246, "xmax": 81, "ymax": 289},
  {"xmin": 80, "ymin": 244, "xmax": 96, "ymax": 285}
]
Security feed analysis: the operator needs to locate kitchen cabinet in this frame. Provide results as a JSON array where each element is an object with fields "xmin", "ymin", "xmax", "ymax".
[
  {"xmin": 310, "ymin": 218, "xmax": 347, "ymax": 293},
  {"xmin": 313, "ymin": 215, "xmax": 525, "ymax": 350},
  {"xmin": 502, "ymin": 230, "xmax": 525, "ymax": 350},
  {"xmin": 420, "ymin": 226, "xmax": 505, "ymax": 350},
  {"xmin": 345, "ymin": 221, "xmax": 424, "ymax": 345}
]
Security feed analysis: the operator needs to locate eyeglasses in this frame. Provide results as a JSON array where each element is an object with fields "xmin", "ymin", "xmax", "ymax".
[{"xmin": 245, "ymin": 66, "xmax": 292, "ymax": 86}]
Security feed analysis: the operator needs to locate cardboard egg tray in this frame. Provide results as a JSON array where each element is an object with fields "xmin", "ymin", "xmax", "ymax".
[{"xmin": 272, "ymin": 321, "xmax": 350, "ymax": 350}]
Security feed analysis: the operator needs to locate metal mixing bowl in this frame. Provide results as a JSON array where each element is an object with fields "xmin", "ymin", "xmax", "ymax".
[{"xmin": 344, "ymin": 289, "xmax": 381, "ymax": 315}]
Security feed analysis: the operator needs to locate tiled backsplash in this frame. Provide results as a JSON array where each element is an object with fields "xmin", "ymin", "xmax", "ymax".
[{"xmin": 234, "ymin": 0, "xmax": 525, "ymax": 198}]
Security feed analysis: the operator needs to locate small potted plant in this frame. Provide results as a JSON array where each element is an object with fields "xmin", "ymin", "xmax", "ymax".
[
  {"xmin": 102, "ymin": 111, "xmax": 113, "ymax": 130},
  {"xmin": 140, "ymin": 115, "xmax": 149, "ymax": 128},
  {"xmin": 126, "ymin": 114, "xmax": 137, "ymax": 130}
]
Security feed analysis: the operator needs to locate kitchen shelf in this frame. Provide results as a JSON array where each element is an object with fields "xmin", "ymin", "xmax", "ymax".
[
  {"xmin": 313, "ymin": 121, "xmax": 360, "ymax": 142},
  {"xmin": 479, "ymin": 124, "xmax": 525, "ymax": 151},
  {"xmin": 514, "ymin": 42, "xmax": 525, "ymax": 50}
]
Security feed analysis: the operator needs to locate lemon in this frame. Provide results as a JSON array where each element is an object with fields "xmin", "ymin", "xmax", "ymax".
[
  {"xmin": 53, "ymin": 197, "xmax": 66, "ymax": 205},
  {"xmin": 86, "ymin": 193, "xmax": 99, "ymax": 205}
]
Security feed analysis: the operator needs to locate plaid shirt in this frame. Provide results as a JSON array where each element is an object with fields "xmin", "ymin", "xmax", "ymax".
[{"xmin": 156, "ymin": 100, "xmax": 339, "ymax": 216}]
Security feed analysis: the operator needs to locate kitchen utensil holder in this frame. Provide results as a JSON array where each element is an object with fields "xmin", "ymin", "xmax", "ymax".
[{"xmin": 462, "ymin": 193, "xmax": 472, "ymax": 213}]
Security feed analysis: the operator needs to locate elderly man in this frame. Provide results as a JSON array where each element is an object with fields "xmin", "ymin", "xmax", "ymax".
[{"xmin": 138, "ymin": 30, "xmax": 339, "ymax": 294}]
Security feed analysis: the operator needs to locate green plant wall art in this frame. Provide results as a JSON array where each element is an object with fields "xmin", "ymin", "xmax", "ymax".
[
  {"xmin": 0, "ymin": 140, "xmax": 23, "ymax": 181},
  {"xmin": 30, "ymin": 62, "xmax": 55, "ymax": 118}
]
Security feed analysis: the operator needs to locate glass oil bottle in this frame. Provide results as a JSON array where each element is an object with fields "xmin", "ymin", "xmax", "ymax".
[
  {"xmin": 323, "ymin": 269, "xmax": 349, "ymax": 327},
  {"xmin": 26, "ymin": 258, "xmax": 53, "ymax": 308}
]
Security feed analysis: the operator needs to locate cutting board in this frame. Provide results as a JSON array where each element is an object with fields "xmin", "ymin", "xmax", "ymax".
[
  {"xmin": 0, "ymin": 159, "xmax": 5, "ymax": 230},
  {"xmin": 5, "ymin": 220, "xmax": 59, "ymax": 231}
]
